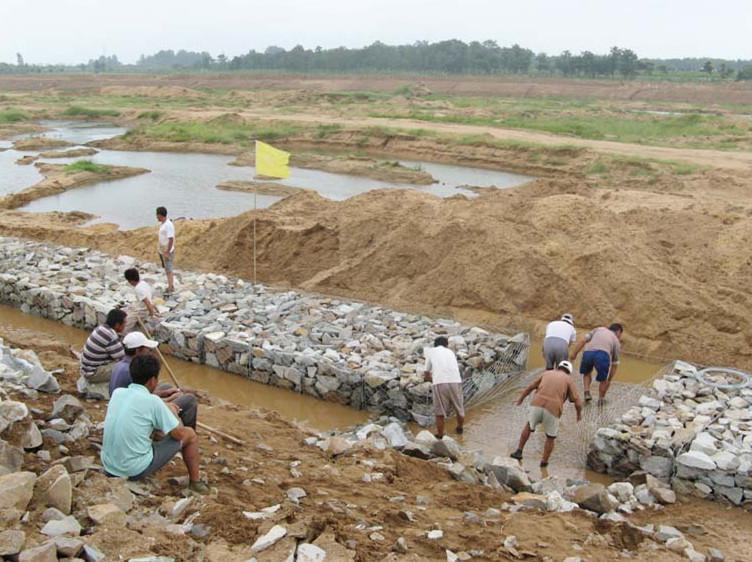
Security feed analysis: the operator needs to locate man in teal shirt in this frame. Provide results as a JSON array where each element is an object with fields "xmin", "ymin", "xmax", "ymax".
[{"xmin": 101, "ymin": 354, "xmax": 208, "ymax": 494}]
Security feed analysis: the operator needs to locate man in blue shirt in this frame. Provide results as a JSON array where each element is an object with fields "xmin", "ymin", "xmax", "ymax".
[
  {"xmin": 102, "ymin": 354, "xmax": 208, "ymax": 494},
  {"xmin": 109, "ymin": 331, "xmax": 197, "ymax": 429}
]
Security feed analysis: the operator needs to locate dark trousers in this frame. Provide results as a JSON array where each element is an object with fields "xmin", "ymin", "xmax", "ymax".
[{"xmin": 156, "ymin": 384, "xmax": 198, "ymax": 429}]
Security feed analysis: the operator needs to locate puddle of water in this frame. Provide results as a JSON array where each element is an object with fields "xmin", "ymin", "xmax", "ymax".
[
  {"xmin": 0, "ymin": 304, "xmax": 367, "ymax": 431},
  {"xmin": 11, "ymin": 121, "xmax": 532, "ymax": 228}
]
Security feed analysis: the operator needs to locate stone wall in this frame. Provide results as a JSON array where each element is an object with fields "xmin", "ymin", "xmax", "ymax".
[
  {"xmin": 588, "ymin": 360, "xmax": 752, "ymax": 509},
  {"xmin": 0, "ymin": 237, "xmax": 528, "ymax": 424}
]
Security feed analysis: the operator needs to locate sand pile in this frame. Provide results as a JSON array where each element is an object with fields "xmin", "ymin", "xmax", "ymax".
[{"xmin": 1, "ymin": 165, "xmax": 750, "ymax": 370}]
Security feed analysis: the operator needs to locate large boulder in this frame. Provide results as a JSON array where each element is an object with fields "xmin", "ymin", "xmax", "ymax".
[{"xmin": 34, "ymin": 465, "xmax": 72, "ymax": 514}]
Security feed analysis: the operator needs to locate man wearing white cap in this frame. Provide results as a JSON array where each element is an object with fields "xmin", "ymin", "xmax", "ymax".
[
  {"xmin": 510, "ymin": 360, "xmax": 583, "ymax": 467},
  {"xmin": 109, "ymin": 331, "xmax": 197, "ymax": 429},
  {"xmin": 542, "ymin": 313, "xmax": 576, "ymax": 370}
]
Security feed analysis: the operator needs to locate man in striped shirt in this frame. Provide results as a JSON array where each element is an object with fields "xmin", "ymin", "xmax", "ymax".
[{"xmin": 77, "ymin": 309, "xmax": 127, "ymax": 399}]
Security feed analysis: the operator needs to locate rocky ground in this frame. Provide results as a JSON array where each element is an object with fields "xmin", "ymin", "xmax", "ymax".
[{"xmin": 0, "ymin": 325, "xmax": 750, "ymax": 561}]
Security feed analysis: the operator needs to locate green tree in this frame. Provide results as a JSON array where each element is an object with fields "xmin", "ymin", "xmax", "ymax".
[{"xmin": 702, "ymin": 60, "xmax": 714, "ymax": 75}]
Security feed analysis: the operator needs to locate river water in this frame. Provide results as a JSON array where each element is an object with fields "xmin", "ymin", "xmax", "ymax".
[{"xmin": 4, "ymin": 121, "xmax": 532, "ymax": 228}]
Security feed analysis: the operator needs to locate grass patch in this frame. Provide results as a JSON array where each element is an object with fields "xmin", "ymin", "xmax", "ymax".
[
  {"xmin": 371, "ymin": 107, "xmax": 748, "ymax": 148},
  {"xmin": 137, "ymin": 119, "xmax": 301, "ymax": 144},
  {"xmin": 138, "ymin": 110, "xmax": 164, "ymax": 121},
  {"xmin": 63, "ymin": 160, "xmax": 111, "ymax": 174},
  {"xmin": 315, "ymin": 123, "xmax": 342, "ymax": 138},
  {"xmin": 588, "ymin": 161, "xmax": 609, "ymax": 175},
  {"xmin": 63, "ymin": 106, "xmax": 121, "ymax": 118},
  {"xmin": 0, "ymin": 108, "xmax": 29, "ymax": 123}
]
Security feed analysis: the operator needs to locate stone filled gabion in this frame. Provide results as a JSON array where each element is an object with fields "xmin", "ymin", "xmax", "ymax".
[
  {"xmin": 0, "ymin": 237, "xmax": 528, "ymax": 424},
  {"xmin": 588, "ymin": 360, "xmax": 752, "ymax": 509}
]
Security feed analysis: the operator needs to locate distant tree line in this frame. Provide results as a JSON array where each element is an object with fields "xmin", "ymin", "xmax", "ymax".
[{"xmin": 3, "ymin": 41, "xmax": 752, "ymax": 80}]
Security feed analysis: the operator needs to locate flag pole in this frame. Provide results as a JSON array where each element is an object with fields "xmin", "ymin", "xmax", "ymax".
[
  {"xmin": 253, "ymin": 187, "xmax": 257, "ymax": 286},
  {"xmin": 253, "ymin": 141, "xmax": 257, "ymax": 286}
]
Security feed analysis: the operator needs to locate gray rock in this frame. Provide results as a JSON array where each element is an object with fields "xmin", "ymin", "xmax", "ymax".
[
  {"xmin": 572, "ymin": 483, "xmax": 618, "ymax": 514},
  {"xmin": 286, "ymin": 487, "xmax": 307, "ymax": 503},
  {"xmin": 488, "ymin": 457, "xmax": 531, "ymax": 492},
  {"xmin": 87, "ymin": 503, "xmax": 126, "ymax": 526},
  {"xmin": 18, "ymin": 542, "xmax": 57, "ymax": 562},
  {"xmin": 0, "ymin": 471, "xmax": 36, "ymax": 517},
  {"xmin": 655, "ymin": 525, "xmax": 684, "ymax": 543},
  {"xmin": 707, "ymin": 547, "xmax": 725, "ymax": 562},
  {"xmin": 26, "ymin": 365, "xmax": 60, "ymax": 393},
  {"xmin": 381, "ymin": 422, "xmax": 409, "ymax": 448},
  {"xmin": 41, "ymin": 515, "xmax": 81, "ymax": 537},
  {"xmin": 677, "ymin": 451, "xmax": 716, "ymax": 471},
  {"xmin": 402, "ymin": 441, "xmax": 432, "ymax": 460},
  {"xmin": 50, "ymin": 395, "xmax": 83, "ymax": 424},
  {"xmin": 250, "ymin": 525, "xmax": 287, "ymax": 553},
  {"xmin": 0, "ymin": 529, "xmax": 25, "ymax": 556},
  {"xmin": 0, "ymin": 439, "xmax": 24, "ymax": 475},
  {"xmin": 296, "ymin": 543, "xmax": 327, "ymax": 562},
  {"xmin": 53, "ymin": 537, "xmax": 84, "ymax": 557},
  {"xmin": 35, "ymin": 465, "xmax": 72, "ymax": 514},
  {"xmin": 82, "ymin": 544, "xmax": 106, "ymax": 562}
]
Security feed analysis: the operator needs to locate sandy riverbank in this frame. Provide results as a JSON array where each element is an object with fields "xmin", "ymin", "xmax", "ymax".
[{"xmin": 0, "ymin": 162, "xmax": 149, "ymax": 210}]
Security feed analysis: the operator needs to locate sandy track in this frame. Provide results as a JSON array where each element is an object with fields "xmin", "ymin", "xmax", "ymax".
[{"xmin": 240, "ymin": 110, "xmax": 752, "ymax": 171}]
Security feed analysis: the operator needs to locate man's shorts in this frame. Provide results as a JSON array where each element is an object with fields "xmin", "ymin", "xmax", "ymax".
[
  {"xmin": 130, "ymin": 436, "xmax": 182, "ymax": 480},
  {"xmin": 432, "ymin": 383, "xmax": 465, "ymax": 417},
  {"xmin": 528, "ymin": 406, "xmax": 560, "ymax": 438},
  {"xmin": 160, "ymin": 252, "xmax": 175, "ymax": 273},
  {"xmin": 580, "ymin": 350, "xmax": 611, "ymax": 382},
  {"xmin": 542, "ymin": 337, "xmax": 569, "ymax": 370}
]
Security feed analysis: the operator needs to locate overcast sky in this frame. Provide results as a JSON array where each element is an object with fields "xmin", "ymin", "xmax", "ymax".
[{"xmin": 1, "ymin": 0, "xmax": 750, "ymax": 65}]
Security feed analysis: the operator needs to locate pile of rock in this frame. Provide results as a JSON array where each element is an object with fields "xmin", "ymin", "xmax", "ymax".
[
  {"xmin": 308, "ymin": 417, "xmax": 726, "ymax": 562},
  {"xmin": 0, "ymin": 237, "xmax": 528, "ymax": 423},
  {"xmin": 588, "ymin": 360, "xmax": 752, "ymax": 509}
]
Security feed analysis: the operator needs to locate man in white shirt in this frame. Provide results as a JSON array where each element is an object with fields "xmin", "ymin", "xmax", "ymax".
[
  {"xmin": 156, "ymin": 206, "xmax": 176, "ymax": 294},
  {"xmin": 123, "ymin": 268, "xmax": 159, "ymax": 334},
  {"xmin": 423, "ymin": 336, "xmax": 465, "ymax": 438},
  {"xmin": 542, "ymin": 313, "xmax": 576, "ymax": 370}
]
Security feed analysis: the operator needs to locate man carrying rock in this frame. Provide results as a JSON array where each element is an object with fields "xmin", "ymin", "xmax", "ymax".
[
  {"xmin": 424, "ymin": 336, "xmax": 465, "ymax": 438},
  {"xmin": 156, "ymin": 206, "xmax": 176, "ymax": 294},
  {"xmin": 109, "ymin": 331, "xmax": 198, "ymax": 429},
  {"xmin": 102, "ymin": 354, "xmax": 208, "ymax": 494},
  {"xmin": 542, "ymin": 313, "xmax": 577, "ymax": 369},
  {"xmin": 511, "ymin": 360, "xmax": 582, "ymax": 467},
  {"xmin": 77, "ymin": 309, "xmax": 127, "ymax": 399},
  {"xmin": 123, "ymin": 267, "xmax": 159, "ymax": 334},
  {"xmin": 571, "ymin": 323, "xmax": 623, "ymax": 402}
]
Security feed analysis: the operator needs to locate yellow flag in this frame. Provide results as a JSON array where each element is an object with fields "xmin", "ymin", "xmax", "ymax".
[{"xmin": 255, "ymin": 140, "xmax": 290, "ymax": 179}]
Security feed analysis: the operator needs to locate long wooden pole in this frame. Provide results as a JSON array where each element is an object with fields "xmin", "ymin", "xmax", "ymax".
[{"xmin": 136, "ymin": 319, "xmax": 244, "ymax": 446}]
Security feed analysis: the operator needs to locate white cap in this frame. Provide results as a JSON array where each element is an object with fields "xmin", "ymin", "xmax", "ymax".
[
  {"xmin": 561, "ymin": 313, "xmax": 574, "ymax": 326},
  {"xmin": 123, "ymin": 331, "xmax": 158, "ymax": 350},
  {"xmin": 558, "ymin": 360, "xmax": 573, "ymax": 374}
]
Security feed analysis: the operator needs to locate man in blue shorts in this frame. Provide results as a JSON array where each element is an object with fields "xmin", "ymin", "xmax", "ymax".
[{"xmin": 571, "ymin": 323, "xmax": 623, "ymax": 402}]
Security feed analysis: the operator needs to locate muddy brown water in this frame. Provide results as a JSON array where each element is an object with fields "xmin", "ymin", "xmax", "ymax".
[
  {"xmin": 1, "ymin": 302, "xmax": 662, "ymax": 481},
  {"xmin": 0, "ymin": 304, "xmax": 367, "ymax": 431}
]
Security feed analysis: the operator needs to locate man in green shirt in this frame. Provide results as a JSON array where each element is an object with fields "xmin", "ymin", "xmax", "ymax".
[{"xmin": 101, "ymin": 354, "xmax": 208, "ymax": 494}]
